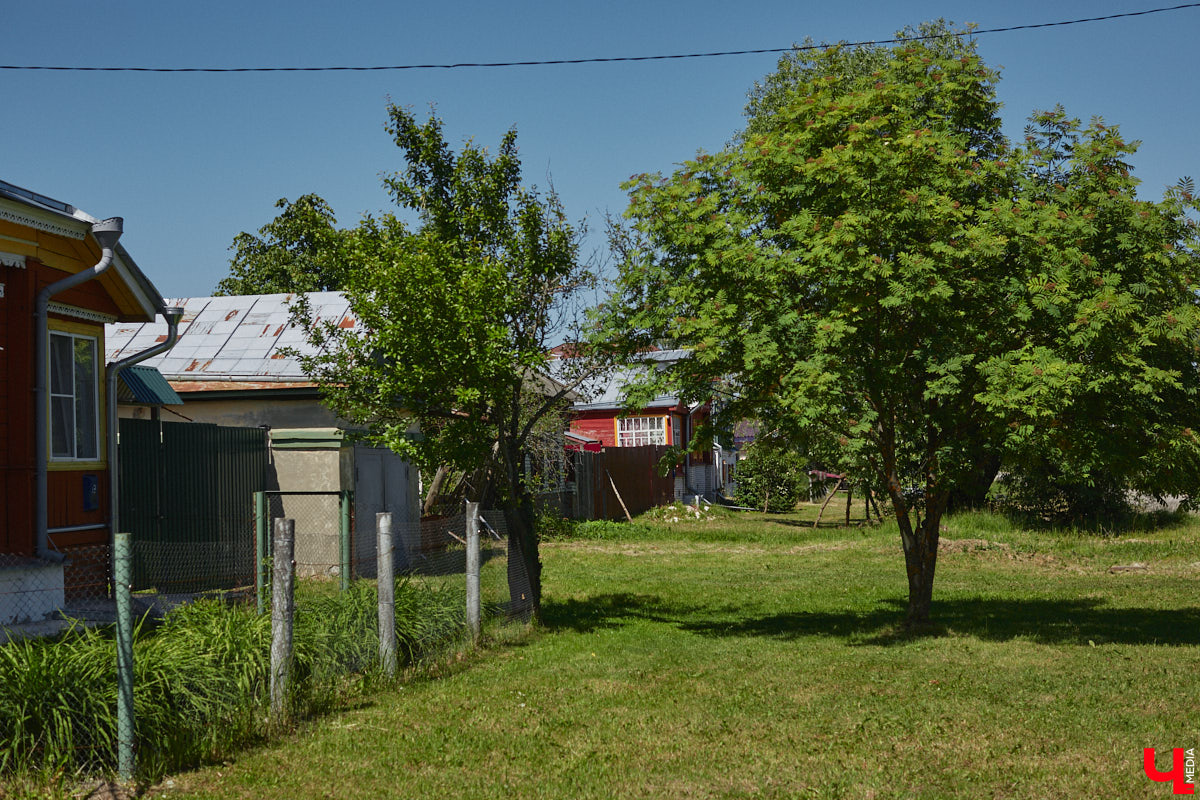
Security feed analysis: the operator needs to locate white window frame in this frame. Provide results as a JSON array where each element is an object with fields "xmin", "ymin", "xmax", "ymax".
[
  {"xmin": 49, "ymin": 330, "xmax": 100, "ymax": 462},
  {"xmin": 617, "ymin": 415, "xmax": 667, "ymax": 447}
]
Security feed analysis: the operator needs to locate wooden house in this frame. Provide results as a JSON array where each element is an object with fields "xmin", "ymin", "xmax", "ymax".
[
  {"xmin": 566, "ymin": 349, "xmax": 721, "ymax": 499},
  {"xmin": 0, "ymin": 180, "xmax": 168, "ymax": 625}
]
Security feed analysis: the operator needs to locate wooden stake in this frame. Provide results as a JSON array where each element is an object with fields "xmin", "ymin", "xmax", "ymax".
[
  {"xmin": 813, "ymin": 478, "xmax": 843, "ymax": 529},
  {"xmin": 606, "ymin": 469, "xmax": 633, "ymax": 522}
]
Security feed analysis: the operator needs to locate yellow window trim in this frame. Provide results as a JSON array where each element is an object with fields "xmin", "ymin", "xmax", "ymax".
[{"xmin": 46, "ymin": 320, "xmax": 107, "ymax": 467}]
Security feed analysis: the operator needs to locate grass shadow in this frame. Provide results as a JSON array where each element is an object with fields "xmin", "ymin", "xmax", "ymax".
[
  {"xmin": 542, "ymin": 592, "xmax": 680, "ymax": 634},
  {"xmin": 679, "ymin": 596, "xmax": 1200, "ymax": 647},
  {"xmin": 546, "ymin": 591, "xmax": 1200, "ymax": 648}
]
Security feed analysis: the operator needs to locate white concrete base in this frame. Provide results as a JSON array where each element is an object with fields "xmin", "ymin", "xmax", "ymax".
[{"xmin": 0, "ymin": 557, "xmax": 65, "ymax": 626}]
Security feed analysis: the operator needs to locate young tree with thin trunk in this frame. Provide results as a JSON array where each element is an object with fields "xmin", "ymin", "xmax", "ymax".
[{"xmin": 291, "ymin": 106, "xmax": 608, "ymax": 621}]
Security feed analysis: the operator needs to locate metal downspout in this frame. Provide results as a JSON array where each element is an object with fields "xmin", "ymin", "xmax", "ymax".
[
  {"xmin": 34, "ymin": 218, "xmax": 123, "ymax": 562},
  {"xmin": 106, "ymin": 307, "xmax": 184, "ymax": 548}
]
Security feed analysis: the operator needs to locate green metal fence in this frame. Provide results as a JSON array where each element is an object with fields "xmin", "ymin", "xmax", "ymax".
[{"xmin": 118, "ymin": 418, "xmax": 268, "ymax": 593}]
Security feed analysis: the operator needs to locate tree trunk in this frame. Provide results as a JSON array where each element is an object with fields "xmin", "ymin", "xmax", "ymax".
[
  {"xmin": 504, "ymin": 496, "xmax": 541, "ymax": 622},
  {"xmin": 422, "ymin": 465, "xmax": 450, "ymax": 516},
  {"xmin": 891, "ymin": 489, "xmax": 948, "ymax": 627}
]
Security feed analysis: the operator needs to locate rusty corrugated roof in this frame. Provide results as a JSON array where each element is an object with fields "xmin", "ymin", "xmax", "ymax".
[{"xmin": 105, "ymin": 292, "xmax": 357, "ymax": 382}]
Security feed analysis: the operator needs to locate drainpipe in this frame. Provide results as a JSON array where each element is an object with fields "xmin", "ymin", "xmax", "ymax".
[
  {"xmin": 106, "ymin": 306, "xmax": 184, "ymax": 549},
  {"xmin": 34, "ymin": 218, "xmax": 123, "ymax": 561}
]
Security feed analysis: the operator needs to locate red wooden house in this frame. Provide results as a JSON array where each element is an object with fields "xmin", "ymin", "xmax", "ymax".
[
  {"xmin": 0, "ymin": 180, "xmax": 169, "ymax": 625},
  {"xmin": 566, "ymin": 349, "xmax": 721, "ymax": 499}
]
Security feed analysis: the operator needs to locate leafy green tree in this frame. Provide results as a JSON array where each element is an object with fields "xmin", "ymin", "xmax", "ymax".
[
  {"xmin": 215, "ymin": 194, "xmax": 348, "ymax": 295},
  {"xmin": 977, "ymin": 109, "xmax": 1200, "ymax": 520},
  {"xmin": 600, "ymin": 26, "xmax": 1200, "ymax": 625},
  {"xmin": 293, "ymin": 106, "xmax": 606, "ymax": 620}
]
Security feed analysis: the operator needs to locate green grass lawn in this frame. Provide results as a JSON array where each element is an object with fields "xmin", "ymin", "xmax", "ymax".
[{"xmin": 139, "ymin": 506, "xmax": 1199, "ymax": 799}]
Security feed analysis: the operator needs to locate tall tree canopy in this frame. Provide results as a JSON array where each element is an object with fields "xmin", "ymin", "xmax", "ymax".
[
  {"xmin": 215, "ymin": 194, "xmax": 347, "ymax": 295},
  {"xmin": 600, "ymin": 24, "xmax": 1200, "ymax": 625},
  {"xmin": 289, "ymin": 106, "xmax": 605, "ymax": 620}
]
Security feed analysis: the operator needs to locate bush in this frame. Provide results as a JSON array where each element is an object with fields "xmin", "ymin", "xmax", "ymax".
[
  {"xmin": 734, "ymin": 445, "xmax": 809, "ymax": 512},
  {"xmin": 991, "ymin": 465, "xmax": 1132, "ymax": 526}
]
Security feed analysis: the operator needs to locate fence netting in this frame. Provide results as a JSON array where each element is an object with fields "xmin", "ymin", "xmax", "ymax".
[{"xmin": 0, "ymin": 502, "xmax": 531, "ymax": 779}]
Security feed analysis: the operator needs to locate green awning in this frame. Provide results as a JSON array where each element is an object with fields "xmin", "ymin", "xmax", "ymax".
[{"xmin": 117, "ymin": 365, "xmax": 183, "ymax": 406}]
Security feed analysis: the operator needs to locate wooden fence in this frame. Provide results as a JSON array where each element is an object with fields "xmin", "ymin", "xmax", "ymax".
[{"xmin": 568, "ymin": 445, "xmax": 677, "ymax": 521}]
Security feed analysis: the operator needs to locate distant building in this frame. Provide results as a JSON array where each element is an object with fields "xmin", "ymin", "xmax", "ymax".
[
  {"xmin": 565, "ymin": 349, "xmax": 722, "ymax": 499},
  {"xmin": 106, "ymin": 293, "xmax": 422, "ymax": 571}
]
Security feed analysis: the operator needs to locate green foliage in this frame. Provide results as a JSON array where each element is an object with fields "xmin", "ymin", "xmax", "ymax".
[
  {"xmin": 975, "ymin": 107, "xmax": 1200, "ymax": 511},
  {"xmin": 533, "ymin": 499, "xmax": 576, "ymax": 541},
  {"xmin": 0, "ymin": 579, "xmax": 465, "ymax": 779},
  {"xmin": 215, "ymin": 195, "xmax": 347, "ymax": 295},
  {"xmin": 991, "ymin": 467, "xmax": 1132, "ymax": 526},
  {"xmin": 289, "ymin": 105, "xmax": 612, "ymax": 615},
  {"xmin": 599, "ymin": 21, "xmax": 1200, "ymax": 623},
  {"xmin": 569, "ymin": 519, "xmax": 652, "ymax": 540},
  {"xmin": 733, "ymin": 444, "xmax": 808, "ymax": 512}
]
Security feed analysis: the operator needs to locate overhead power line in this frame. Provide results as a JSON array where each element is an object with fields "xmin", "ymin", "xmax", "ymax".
[{"xmin": 2, "ymin": 3, "xmax": 1198, "ymax": 73}]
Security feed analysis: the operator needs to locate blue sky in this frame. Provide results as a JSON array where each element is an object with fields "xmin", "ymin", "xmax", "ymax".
[{"xmin": 3, "ymin": 1, "xmax": 1196, "ymax": 299}]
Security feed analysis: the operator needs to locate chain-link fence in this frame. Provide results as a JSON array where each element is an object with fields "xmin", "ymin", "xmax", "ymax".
[{"xmin": 0, "ymin": 501, "xmax": 531, "ymax": 781}]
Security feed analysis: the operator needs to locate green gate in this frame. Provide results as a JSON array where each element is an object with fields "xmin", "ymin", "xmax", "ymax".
[{"xmin": 118, "ymin": 419, "xmax": 268, "ymax": 592}]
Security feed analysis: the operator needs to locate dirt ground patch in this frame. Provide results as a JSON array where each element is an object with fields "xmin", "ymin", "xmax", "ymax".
[{"xmin": 938, "ymin": 538, "xmax": 1011, "ymax": 555}]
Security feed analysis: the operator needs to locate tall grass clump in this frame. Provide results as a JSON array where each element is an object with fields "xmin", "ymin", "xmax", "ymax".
[{"xmin": 0, "ymin": 576, "xmax": 471, "ymax": 782}]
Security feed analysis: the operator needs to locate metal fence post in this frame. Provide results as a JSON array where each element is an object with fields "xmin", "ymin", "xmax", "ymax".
[
  {"xmin": 377, "ymin": 512, "xmax": 396, "ymax": 677},
  {"xmin": 466, "ymin": 502, "xmax": 481, "ymax": 645},
  {"xmin": 340, "ymin": 490, "xmax": 352, "ymax": 591},
  {"xmin": 255, "ymin": 491, "xmax": 267, "ymax": 614},
  {"xmin": 270, "ymin": 519, "xmax": 295, "ymax": 723},
  {"xmin": 114, "ymin": 531, "xmax": 135, "ymax": 782}
]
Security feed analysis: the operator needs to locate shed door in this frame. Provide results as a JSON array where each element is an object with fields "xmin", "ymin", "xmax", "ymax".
[{"xmin": 353, "ymin": 446, "xmax": 418, "ymax": 571}]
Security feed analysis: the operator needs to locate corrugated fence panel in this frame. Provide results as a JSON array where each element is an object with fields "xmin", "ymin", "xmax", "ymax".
[{"xmin": 119, "ymin": 419, "xmax": 267, "ymax": 592}]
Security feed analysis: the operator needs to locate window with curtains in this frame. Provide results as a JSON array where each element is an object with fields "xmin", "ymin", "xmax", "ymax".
[
  {"xmin": 617, "ymin": 416, "xmax": 667, "ymax": 447},
  {"xmin": 49, "ymin": 331, "xmax": 99, "ymax": 461}
]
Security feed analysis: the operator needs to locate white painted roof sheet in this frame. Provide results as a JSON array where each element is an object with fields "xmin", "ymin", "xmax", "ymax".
[
  {"xmin": 105, "ymin": 292, "xmax": 357, "ymax": 380},
  {"xmin": 570, "ymin": 349, "xmax": 691, "ymax": 411}
]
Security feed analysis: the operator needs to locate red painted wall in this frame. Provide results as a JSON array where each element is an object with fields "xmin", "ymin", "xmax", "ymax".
[{"xmin": 1, "ymin": 259, "xmax": 112, "ymax": 555}]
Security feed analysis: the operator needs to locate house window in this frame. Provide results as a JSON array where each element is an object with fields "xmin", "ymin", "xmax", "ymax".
[
  {"xmin": 49, "ymin": 331, "xmax": 99, "ymax": 461},
  {"xmin": 672, "ymin": 416, "xmax": 682, "ymax": 448},
  {"xmin": 617, "ymin": 416, "xmax": 667, "ymax": 447}
]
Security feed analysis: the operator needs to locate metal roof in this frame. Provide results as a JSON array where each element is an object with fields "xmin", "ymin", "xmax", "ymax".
[
  {"xmin": 0, "ymin": 178, "xmax": 166, "ymax": 322},
  {"xmin": 570, "ymin": 349, "xmax": 692, "ymax": 411},
  {"xmin": 117, "ymin": 365, "xmax": 184, "ymax": 405},
  {"xmin": 105, "ymin": 292, "xmax": 356, "ymax": 382}
]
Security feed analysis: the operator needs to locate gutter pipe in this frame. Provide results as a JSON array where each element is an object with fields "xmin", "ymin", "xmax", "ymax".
[
  {"xmin": 34, "ymin": 218, "xmax": 123, "ymax": 561},
  {"xmin": 106, "ymin": 306, "xmax": 184, "ymax": 550}
]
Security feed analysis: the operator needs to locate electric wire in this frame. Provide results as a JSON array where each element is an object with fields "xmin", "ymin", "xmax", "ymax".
[{"xmin": 0, "ymin": 3, "xmax": 1197, "ymax": 74}]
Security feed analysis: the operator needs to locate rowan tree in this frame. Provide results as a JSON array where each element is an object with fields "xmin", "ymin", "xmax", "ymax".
[{"xmin": 601, "ymin": 26, "xmax": 1200, "ymax": 625}]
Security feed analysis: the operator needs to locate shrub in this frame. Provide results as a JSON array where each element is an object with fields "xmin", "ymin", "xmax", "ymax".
[{"xmin": 734, "ymin": 444, "xmax": 809, "ymax": 512}]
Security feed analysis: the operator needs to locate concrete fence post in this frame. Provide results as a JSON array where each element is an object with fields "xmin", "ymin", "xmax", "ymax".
[
  {"xmin": 340, "ymin": 491, "xmax": 352, "ymax": 591},
  {"xmin": 466, "ymin": 501, "xmax": 481, "ymax": 645},
  {"xmin": 377, "ymin": 512, "xmax": 396, "ymax": 677},
  {"xmin": 270, "ymin": 518, "xmax": 295, "ymax": 723},
  {"xmin": 114, "ymin": 531, "xmax": 135, "ymax": 782},
  {"xmin": 255, "ymin": 491, "xmax": 267, "ymax": 614}
]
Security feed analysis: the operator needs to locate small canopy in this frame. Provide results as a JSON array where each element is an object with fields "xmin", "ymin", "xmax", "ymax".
[{"xmin": 116, "ymin": 365, "xmax": 183, "ymax": 406}]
